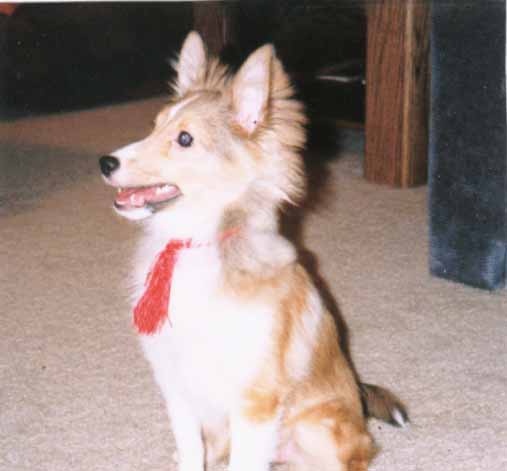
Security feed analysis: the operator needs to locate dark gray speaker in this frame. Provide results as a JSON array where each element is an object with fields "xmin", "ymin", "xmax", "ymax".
[{"xmin": 429, "ymin": 0, "xmax": 507, "ymax": 290}]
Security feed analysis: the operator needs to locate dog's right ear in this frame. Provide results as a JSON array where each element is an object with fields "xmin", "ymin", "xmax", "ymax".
[{"xmin": 174, "ymin": 31, "xmax": 207, "ymax": 95}]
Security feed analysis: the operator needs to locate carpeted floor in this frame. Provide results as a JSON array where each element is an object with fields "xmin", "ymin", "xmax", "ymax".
[{"xmin": 1, "ymin": 97, "xmax": 506, "ymax": 471}]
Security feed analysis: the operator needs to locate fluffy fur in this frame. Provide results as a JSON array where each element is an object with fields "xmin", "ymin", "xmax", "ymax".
[{"xmin": 100, "ymin": 31, "xmax": 407, "ymax": 471}]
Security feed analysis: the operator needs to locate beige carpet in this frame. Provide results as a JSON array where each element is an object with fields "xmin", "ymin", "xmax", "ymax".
[{"xmin": 1, "ymin": 97, "xmax": 506, "ymax": 471}]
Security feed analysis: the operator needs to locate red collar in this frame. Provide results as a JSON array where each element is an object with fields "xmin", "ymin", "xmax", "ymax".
[{"xmin": 133, "ymin": 229, "xmax": 238, "ymax": 335}]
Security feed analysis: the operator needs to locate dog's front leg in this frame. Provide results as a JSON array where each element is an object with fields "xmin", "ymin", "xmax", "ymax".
[
  {"xmin": 228, "ymin": 406, "xmax": 279, "ymax": 471},
  {"xmin": 167, "ymin": 392, "xmax": 204, "ymax": 471}
]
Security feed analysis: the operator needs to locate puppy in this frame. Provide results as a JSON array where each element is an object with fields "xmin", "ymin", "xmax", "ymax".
[{"xmin": 100, "ymin": 31, "xmax": 407, "ymax": 471}]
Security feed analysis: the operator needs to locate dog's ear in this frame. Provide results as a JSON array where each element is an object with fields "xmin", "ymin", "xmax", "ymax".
[
  {"xmin": 175, "ymin": 31, "xmax": 207, "ymax": 95},
  {"xmin": 232, "ymin": 44, "xmax": 273, "ymax": 134}
]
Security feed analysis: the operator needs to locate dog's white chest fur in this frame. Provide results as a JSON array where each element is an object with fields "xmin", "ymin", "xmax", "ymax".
[{"xmin": 136, "ymin": 243, "xmax": 273, "ymax": 422}]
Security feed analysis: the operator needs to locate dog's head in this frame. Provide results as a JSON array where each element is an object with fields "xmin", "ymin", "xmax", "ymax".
[{"xmin": 100, "ymin": 31, "xmax": 306, "ymax": 233}]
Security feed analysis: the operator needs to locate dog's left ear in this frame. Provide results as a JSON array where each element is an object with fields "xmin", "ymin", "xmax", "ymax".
[
  {"xmin": 232, "ymin": 45, "xmax": 273, "ymax": 134},
  {"xmin": 175, "ymin": 31, "xmax": 207, "ymax": 95}
]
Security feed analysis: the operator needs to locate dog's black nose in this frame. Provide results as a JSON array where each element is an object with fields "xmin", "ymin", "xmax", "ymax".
[{"xmin": 99, "ymin": 155, "xmax": 120, "ymax": 177}]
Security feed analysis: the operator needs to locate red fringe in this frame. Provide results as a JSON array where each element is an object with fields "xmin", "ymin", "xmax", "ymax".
[
  {"xmin": 133, "ymin": 228, "xmax": 239, "ymax": 335},
  {"xmin": 133, "ymin": 239, "xmax": 191, "ymax": 335}
]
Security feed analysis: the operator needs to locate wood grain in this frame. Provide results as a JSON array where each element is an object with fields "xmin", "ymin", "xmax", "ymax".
[
  {"xmin": 365, "ymin": 0, "xmax": 430, "ymax": 187},
  {"xmin": 193, "ymin": 1, "xmax": 237, "ymax": 56}
]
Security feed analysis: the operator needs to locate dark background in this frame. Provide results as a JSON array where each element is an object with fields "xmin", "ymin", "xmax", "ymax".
[{"xmin": 0, "ymin": 1, "xmax": 366, "ymax": 122}]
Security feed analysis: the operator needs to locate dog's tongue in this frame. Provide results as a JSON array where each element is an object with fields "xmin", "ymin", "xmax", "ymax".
[{"xmin": 115, "ymin": 184, "xmax": 180, "ymax": 209}]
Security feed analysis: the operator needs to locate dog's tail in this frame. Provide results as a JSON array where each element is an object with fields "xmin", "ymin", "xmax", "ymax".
[{"xmin": 359, "ymin": 383, "xmax": 409, "ymax": 427}]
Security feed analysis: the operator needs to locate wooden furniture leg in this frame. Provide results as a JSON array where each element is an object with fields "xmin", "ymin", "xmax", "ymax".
[
  {"xmin": 365, "ymin": 0, "xmax": 430, "ymax": 187},
  {"xmin": 192, "ymin": 1, "xmax": 237, "ymax": 56}
]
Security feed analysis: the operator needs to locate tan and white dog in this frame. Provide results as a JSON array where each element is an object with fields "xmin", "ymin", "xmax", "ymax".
[{"xmin": 100, "ymin": 31, "xmax": 407, "ymax": 471}]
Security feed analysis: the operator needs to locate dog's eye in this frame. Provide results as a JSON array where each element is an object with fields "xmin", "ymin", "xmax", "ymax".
[{"xmin": 177, "ymin": 131, "xmax": 193, "ymax": 148}]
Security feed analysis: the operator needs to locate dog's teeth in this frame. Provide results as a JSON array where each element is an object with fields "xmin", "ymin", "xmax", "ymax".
[{"xmin": 156, "ymin": 185, "xmax": 172, "ymax": 195}]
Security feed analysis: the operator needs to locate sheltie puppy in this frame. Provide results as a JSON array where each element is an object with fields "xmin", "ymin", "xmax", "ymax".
[{"xmin": 100, "ymin": 31, "xmax": 407, "ymax": 471}]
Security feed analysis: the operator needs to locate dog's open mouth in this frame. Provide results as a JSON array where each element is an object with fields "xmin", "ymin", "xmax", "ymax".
[{"xmin": 114, "ymin": 183, "xmax": 181, "ymax": 211}]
